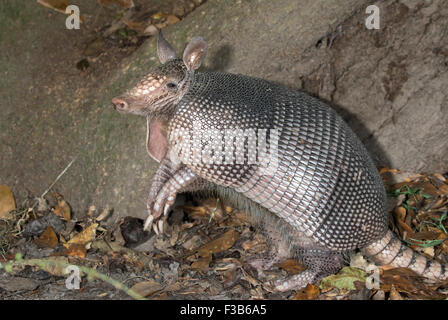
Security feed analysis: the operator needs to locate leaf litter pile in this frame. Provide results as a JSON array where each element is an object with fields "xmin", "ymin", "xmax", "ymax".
[{"xmin": 2, "ymin": 169, "xmax": 448, "ymax": 300}]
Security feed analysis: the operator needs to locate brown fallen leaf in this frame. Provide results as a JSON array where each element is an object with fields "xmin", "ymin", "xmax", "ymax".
[
  {"xmin": 389, "ymin": 285, "xmax": 403, "ymax": 300},
  {"xmin": 197, "ymin": 229, "xmax": 239, "ymax": 258},
  {"xmin": 181, "ymin": 198, "xmax": 224, "ymax": 221},
  {"xmin": 294, "ymin": 284, "xmax": 320, "ymax": 300},
  {"xmin": 122, "ymin": 18, "xmax": 146, "ymax": 32},
  {"xmin": 53, "ymin": 243, "xmax": 87, "ymax": 258},
  {"xmin": 411, "ymin": 230, "xmax": 444, "ymax": 241},
  {"xmin": 439, "ymin": 184, "xmax": 448, "ymax": 195},
  {"xmin": 241, "ymin": 234, "xmax": 267, "ymax": 252},
  {"xmin": 433, "ymin": 173, "xmax": 447, "ymax": 183},
  {"xmin": 130, "ymin": 280, "xmax": 163, "ymax": 297},
  {"xmin": 393, "ymin": 206, "xmax": 407, "ymax": 221},
  {"xmin": 166, "ymin": 15, "xmax": 180, "ymax": 25},
  {"xmin": 396, "ymin": 219, "xmax": 414, "ymax": 239},
  {"xmin": 53, "ymin": 192, "xmax": 71, "ymax": 221},
  {"xmin": 0, "ymin": 185, "xmax": 16, "ymax": 220},
  {"xmin": 151, "ymin": 12, "xmax": 167, "ymax": 20},
  {"xmin": 276, "ymin": 259, "xmax": 307, "ymax": 275},
  {"xmin": 191, "ymin": 256, "xmax": 212, "ymax": 272},
  {"xmin": 380, "ymin": 267, "xmax": 446, "ymax": 299},
  {"xmin": 65, "ymin": 223, "xmax": 98, "ymax": 248},
  {"xmin": 379, "ymin": 167, "xmax": 401, "ymax": 175},
  {"xmin": 98, "ymin": 0, "xmax": 134, "ymax": 9},
  {"xmin": 35, "ymin": 226, "xmax": 58, "ymax": 248},
  {"xmin": 36, "ymin": 0, "xmax": 69, "ymax": 13},
  {"xmin": 422, "ymin": 246, "xmax": 435, "ymax": 258}
]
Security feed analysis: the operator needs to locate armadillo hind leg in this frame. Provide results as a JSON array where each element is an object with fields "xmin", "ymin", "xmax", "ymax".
[
  {"xmin": 248, "ymin": 210, "xmax": 346, "ymax": 292},
  {"xmin": 272, "ymin": 248, "xmax": 346, "ymax": 292},
  {"xmin": 362, "ymin": 230, "xmax": 448, "ymax": 281},
  {"xmin": 247, "ymin": 220, "xmax": 293, "ymax": 272}
]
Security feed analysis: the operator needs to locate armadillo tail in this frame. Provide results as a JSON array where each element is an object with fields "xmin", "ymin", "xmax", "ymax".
[{"xmin": 361, "ymin": 230, "xmax": 448, "ymax": 281}]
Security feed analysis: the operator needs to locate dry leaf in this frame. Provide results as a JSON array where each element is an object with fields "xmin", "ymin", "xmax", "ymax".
[
  {"xmin": 166, "ymin": 15, "xmax": 180, "ymax": 25},
  {"xmin": 197, "ymin": 230, "xmax": 239, "ymax": 258},
  {"xmin": 95, "ymin": 207, "xmax": 111, "ymax": 222},
  {"xmin": 433, "ymin": 173, "xmax": 446, "ymax": 183},
  {"xmin": 53, "ymin": 192, "xmax": 71, "ymax": 221},
  {"xmin": 412, "ymin": 230, "xmax": 444, "ymax": 241},
  {"xmin": 98, "ymin": 0, "xmax": 134, "ymax": 9},
  {"xmin": 130, "ymin": 280, "xmax": 163, "ymax": 297},
  {"xmin": 37, "ymin": 0, "xmax": 69, "ymax": 13},
  {"xmin": 122, "ymin": 18, "xmax": 146, "ymax": 32},
  {"xmin": 66, "ymin": 223, "xmax": 98, "ymax": 248},
  {"xmin": 393, "ymin": 206, "xmax": 406, "ymax": 221},
  {"xmin": 0, "ymin": 185, "xmax": 16, "ymax": 220},
  {"xmin": 151, "ymin": 12, "xmax": 167, "ymax": 20},
  {"xmin": 191, "ymin": 256, "xmax": 212, "ymax": 272},
  {"xmin": 53, "ymin": 243, "xmax": 87, "ymax": 258},
  {"xmin": 439, "ymin": 184, "xmax": 448, "ymax": 195},
  {"xmin": 294, "ymin": 284, "xmax": 320, "ymax": 300},
  {"xmin": 181, "ymin": 199, "xmax": 223, "ymax": 221},
  {"xmin": 396, "ymin": 219, "xmax": 414, "ymax": 239},
  {"xmin": 35, "ymin": 227, "xmax": 58, "ymax": 248},
  {"xmin": 389, "ymin": 285, "xmax": 403, "ymax": 300},
  {"xmin": 422, "ymin": 246, "xmax": 435, "ymax": 258},
  {"xmin": 380, "ymin": 167, "xmax": 401, "ymax": 175},
  {"xmin": 241, "ymin": 234, "xmax": 267, "ymax": 252},
  {"xmin": 143, "ymin": 25, "xmax": 158, "ymax": 36},
  {"xmin": 276, "ymin": 259, "xmax": 307, "ymax": 275},
  {"xmin": 380, "ymin": 267, "xmax": 445, "ymax": 299}
]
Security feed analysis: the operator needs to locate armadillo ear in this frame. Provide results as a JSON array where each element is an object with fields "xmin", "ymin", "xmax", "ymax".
[
  {"xmin": 183, "ymin": 37, "xmax": 207, "ymax": 71},
  {"xmin": 157, "ymin": 30, "xmax": 178, "ymax": 64},
  {"xmin": 146, "ymin": 116, "xmax": 168, "ymax": 163}
]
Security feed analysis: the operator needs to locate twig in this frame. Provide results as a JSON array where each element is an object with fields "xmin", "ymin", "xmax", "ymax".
[
  {"xmin": 0, "ymin": 254, "xmax": 146, "ymax": 300},
  {"xmin": 40, "ymin": 157, "xmax": 78, "ymax": 199}
]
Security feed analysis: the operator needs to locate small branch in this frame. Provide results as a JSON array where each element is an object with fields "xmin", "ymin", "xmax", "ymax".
[
  {"xmin": 40, "ymin": 157, "xmax": 78, "ymax": 199},
  {"xmin": 0, "ymin": 255, "xmax": 146, "ymax": 300}
]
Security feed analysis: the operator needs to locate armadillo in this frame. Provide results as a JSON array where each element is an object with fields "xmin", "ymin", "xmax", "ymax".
[{"xmin": 112, "ymin": 31, "xmax": 448, "ymax": 291}]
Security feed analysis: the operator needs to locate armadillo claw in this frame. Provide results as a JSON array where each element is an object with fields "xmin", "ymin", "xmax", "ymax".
[
  {"xmin": 158, "ymin": 220, "xmax": 164, "ymax": 234},
  {"xmin": 164, "ymin": 204, "xmax": 170, "ymax": 216},
  {"xmin": 143, "ymin": 214, "xmax": 154, "ymax": 231},
  {"xmin": 153, "ymin": 223, "xmax": 159, "ymax": 236}
]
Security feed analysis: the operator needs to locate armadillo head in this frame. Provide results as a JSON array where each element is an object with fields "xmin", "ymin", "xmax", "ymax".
[
  {"xmin": 113, "ymin": 31, "xmax": 207, "ymax": 162},
  {"xmin": 112, "ymin": 31, "xmax": 207, "ymax": 117}
]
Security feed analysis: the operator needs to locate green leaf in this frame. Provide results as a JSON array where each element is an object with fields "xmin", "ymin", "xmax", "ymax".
[{"xmin": 319, "ymin": 267, "xmax": 367, "ymax": 291}]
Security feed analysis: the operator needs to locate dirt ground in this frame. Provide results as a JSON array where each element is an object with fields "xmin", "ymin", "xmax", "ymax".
[{"xmin": 1, "ymin": 0, "xmax": 448, "ymax": 300}]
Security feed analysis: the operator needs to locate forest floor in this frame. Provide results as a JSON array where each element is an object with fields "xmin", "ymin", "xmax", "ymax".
[{"xmin": 2, "ymin": 168, "xmax": 448, "ymax": 300}]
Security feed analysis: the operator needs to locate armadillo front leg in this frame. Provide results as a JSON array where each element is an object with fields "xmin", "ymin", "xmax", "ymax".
[
  {"xmin": 145, "ymin": 165, "xmax": 204, "ymax": 234},
  {"xmin": 146, "ymin": 157, "xmax": 182, "ymax": 208}
]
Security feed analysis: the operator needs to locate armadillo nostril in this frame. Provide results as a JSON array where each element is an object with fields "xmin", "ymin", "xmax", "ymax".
[{"xmin": 112, "ymin": 98, "xmax": 128, "ymax": 110}]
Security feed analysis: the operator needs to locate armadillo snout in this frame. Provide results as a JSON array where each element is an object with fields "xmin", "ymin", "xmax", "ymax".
[{"xmin": 112, "ymin": 97, "xmax": 129, "ymax": 112}]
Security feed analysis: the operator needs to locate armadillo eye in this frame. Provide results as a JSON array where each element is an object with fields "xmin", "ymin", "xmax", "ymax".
[{"xmin": 166, "ymin": 82, "xmax": 177, "ymax": 89}]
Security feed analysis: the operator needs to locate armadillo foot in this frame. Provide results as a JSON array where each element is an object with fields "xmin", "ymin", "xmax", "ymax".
[
  {"xmin": 269, "ymin": 269, "xmax": 319, "ymax": 292},
  {"xmin": 266, "ymin": 249, "xmax": 346, "ymax": 292}
]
